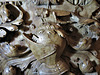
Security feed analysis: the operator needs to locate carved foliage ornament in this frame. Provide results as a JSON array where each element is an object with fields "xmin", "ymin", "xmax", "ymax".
[{"xmin": 0, "ymin": 0, "xmax": 100, "ymax": 75}]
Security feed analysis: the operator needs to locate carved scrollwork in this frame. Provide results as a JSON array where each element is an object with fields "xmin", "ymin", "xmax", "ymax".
[{"xmin": 0, "ymin": 0, "xmax": 100, "ymax": 75}]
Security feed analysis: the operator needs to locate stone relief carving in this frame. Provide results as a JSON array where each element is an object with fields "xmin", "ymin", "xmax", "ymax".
[{"xmin": 0, "ymin": 0, "xmax": 100, "ymax": 75}]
